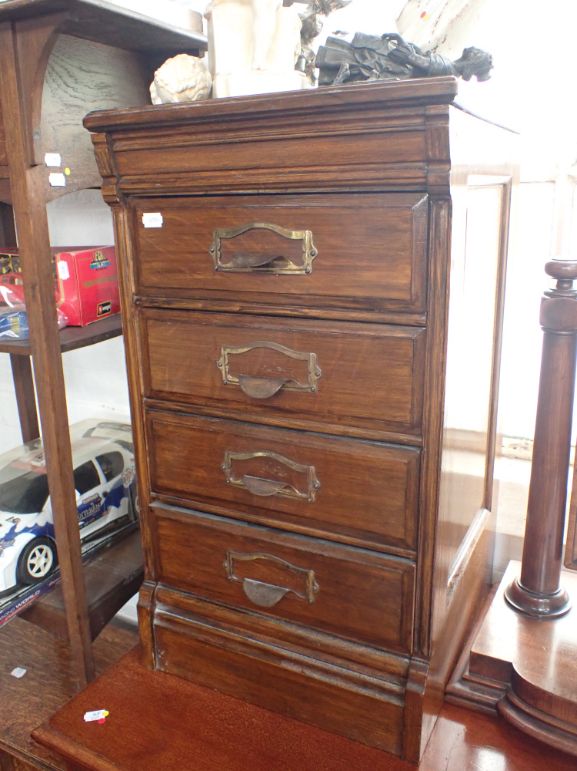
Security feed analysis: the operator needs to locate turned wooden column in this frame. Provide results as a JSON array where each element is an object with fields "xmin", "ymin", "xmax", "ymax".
[{"xmin": 505, "ymin": 259, "xmax": 577, "ymax": 618}]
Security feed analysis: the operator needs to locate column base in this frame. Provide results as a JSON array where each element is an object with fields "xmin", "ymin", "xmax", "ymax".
[{"xmin": 504, "ymin": 577, "xmax": 571, "ymax": 618}]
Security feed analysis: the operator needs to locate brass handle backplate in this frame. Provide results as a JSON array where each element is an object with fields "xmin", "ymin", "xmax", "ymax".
[
  {"xmin": 216, "ymin": 341, "xmax": 321, "ymax": 399},
  {"xmin": 224, "ymin": 551, "xmax": 319, "ymax": 608},
  {"xmin": 209, "ymin": 222, "xmax": 317, "ymax": 275},
  {"xmin": 222, "ymin": 450, "xmax": 320, "ymax": 502}
]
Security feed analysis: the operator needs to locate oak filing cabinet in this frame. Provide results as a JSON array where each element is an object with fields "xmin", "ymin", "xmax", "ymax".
[{"xmin": 85, "ymin": 78, "xmax": 516, "ymax": 761}]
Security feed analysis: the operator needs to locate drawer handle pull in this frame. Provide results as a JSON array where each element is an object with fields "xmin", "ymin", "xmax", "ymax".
[
  {"xmin": 210, "ymin": 222, "xmax": 317, "ymax": 275},
  {"xmin": 217, "ymin": 341, "xmax": 321, "ymax": 399},
  {"xmin": 224, "ymin": 551, "xmax": 319, "ymax": 608},
  {"xmin": 223, "ymin": 450, "xmax": 320, "ymax": 502}
]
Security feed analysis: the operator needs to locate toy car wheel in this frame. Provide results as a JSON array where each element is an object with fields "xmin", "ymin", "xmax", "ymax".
[
  {"xmin": 129, "ymin": 486, "xmax": 140, "ymax": 520},
  {"xmin": 17, "ymin": 537, "xmax": 57, "ymax": 585}
]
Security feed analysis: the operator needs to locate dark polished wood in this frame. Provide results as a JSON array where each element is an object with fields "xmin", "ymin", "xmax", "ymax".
[
  {"xmin": 448, "ymin": 562, "xmax": 577, "ymax": 758},
  {"xmin": 32, "ymin": 647, "xmax": 577, "ymax": 771},
  {"xmin": 72, "ymin": 79, "xmax": 517, "ymax": 762},
  {"xmin": 133, "ymin": 193, "xmax": 429, "ymax": 314},
  {"xmin": 9, "ymin": 354, "xmax": 40, "ymax": 442},
  {"xmin": 505, "ymin": 260, "xmax": 577, "ymax": 617},
  {"xmin": 0, "ymin": 0, "xmax": 206, "ymax": 56},
  {"xmin": 0, "ymin": 314, "xmax": 122, "ymax": 356},
  {"xmin": 147, "ymin": 409, "xmax": 420, "ymax": 553},
  {"xmin": 141, "ymin": 309, "xmax": 426, "ymax": 439},
  {"xmin": 565, "ymin": 449, "xmax": 577, "ymax": 570},
  {"xmin": 21, "ymin": 529, "xmax": 143, "ymax": 641},
  {"xmin": 0, "ymin": 617, "xmax": 136, "ymax": 771}
]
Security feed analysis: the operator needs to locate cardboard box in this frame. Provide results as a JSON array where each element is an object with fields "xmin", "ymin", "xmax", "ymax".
[
  {"xmin": 1, "ymin": 246, "xmax": 120, "ymax": 327},
  {"xmin": 56, "ymin": 246, "xmax": 120, "ymax": 326}
]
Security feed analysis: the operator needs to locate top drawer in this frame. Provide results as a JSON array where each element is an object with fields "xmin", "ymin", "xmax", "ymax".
[{"xmin": 132, "ymin": 193, "xmax": 428, "ymax": 315}]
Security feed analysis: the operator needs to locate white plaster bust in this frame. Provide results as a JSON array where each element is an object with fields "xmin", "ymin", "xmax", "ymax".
[
  {"xmin": 206, "ymin": 0, "xmax": 307, "ymax": 97},
  {"xmin": 150, "ymin": 54, "xmax": 212, "ymax": 104}
]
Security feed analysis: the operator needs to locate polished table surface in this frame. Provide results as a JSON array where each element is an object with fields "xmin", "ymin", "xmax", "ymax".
[{"xmin": 32, "ymin": 645, "xmax": 577, "ymax": 771}]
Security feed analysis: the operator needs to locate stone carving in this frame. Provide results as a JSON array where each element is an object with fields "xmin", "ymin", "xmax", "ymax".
[
  {"xmin": 316, "ymin": 33, "xmax": 493, "ymax": 86},
  {"xmin": 150, "ymin": 54, "xmax": 212, "ymax": 104}
]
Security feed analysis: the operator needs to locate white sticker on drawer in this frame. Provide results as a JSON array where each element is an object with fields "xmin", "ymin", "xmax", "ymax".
[{"xmin": 142, "ymin": 212, "xmax": 163, "ymax": 228}]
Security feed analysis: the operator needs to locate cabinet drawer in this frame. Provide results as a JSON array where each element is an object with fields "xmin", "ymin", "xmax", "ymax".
[
  {"xmin": 133, "ymin": 194, "xmax": 428, "ymax": 314},
  {"xmin": 141, "ymin": 310, "xmax": 425, "ymax": 437},
  {"xmin": 147, "ymin": 410, "xmax": 419, "ymax": 552},
  {"xmin": 152, "ymin": 506, "xmax": 415, "ymax": 653}
]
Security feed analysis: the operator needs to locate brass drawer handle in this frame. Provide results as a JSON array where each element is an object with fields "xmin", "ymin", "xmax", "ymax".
[
  {"xmin": 217, "ymin": 341, "xmax": 321, "ymax": 399},
  {"xmin": 224, "ymin": 551, "xmax": 319, "ymax": 608},
  {"xmin": 210, "ymin": 222, "xmax": 317, "ymax": 275},
  {"xmin": 222, "ymin": 450, "xmax": 320, "ymax": 502}
]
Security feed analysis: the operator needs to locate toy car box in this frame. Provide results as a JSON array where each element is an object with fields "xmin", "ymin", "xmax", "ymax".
[
  {"xmin": 1, "ymin": 247, "xmax": 120, "ymax": 327},
  {"xmin": 0, "ymin": 418, "xmax": 138, "ymax": 625},
  {"xmin": 55, "ymin": 246, "xmax": 120, "ymax": 326}
]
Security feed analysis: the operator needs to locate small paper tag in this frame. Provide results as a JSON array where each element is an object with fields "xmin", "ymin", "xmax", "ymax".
[
  {"xmin": 142, "ymin": 212, "xmax": 163, "ymax": 229},
  {"xmin": 57, "ymin": 260, "xmax": 70, "ymax": 280},
  {"xmin": 83, "ymin": 709, "xmax": 110, "ymax": 723},
  {"xmin": 44, "ymin": 152, "xmax": 62, "ymax": 167},
  {"xmin": 10, "ymin": 667, "xmax": 27, "ymax": 679},
  {"xmin": 48, "ymin": 172, "xmax": 66, "ymax": 188}
]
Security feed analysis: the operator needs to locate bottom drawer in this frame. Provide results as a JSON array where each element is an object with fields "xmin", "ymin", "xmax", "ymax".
[
  {"xmin": 153, "ymin": 616, "xmax": 405, "ymax": 756},
  {"xmin": 152, "ymin": 505, "xmax": 415, "ymax": 654}
]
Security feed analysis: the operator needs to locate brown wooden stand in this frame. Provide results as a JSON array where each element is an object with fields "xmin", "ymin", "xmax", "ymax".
[
  {"xmin": 447, "ymin": 260, "xmax": 577, "ymax": 756},
  {"xmin": 0, "ymin": 0, "xmax": 205, "ymax": 686}
]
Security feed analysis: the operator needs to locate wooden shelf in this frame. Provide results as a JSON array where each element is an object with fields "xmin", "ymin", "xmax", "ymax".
[
  {"xmin": 0, "ymin": 0, "xmax": 206, "ymax": 685},
  {"xmin": 0, "ymin": 314, "xmax": 123, "ymax": 356},
  {"xmin": 20, "ymin": 528, "xmax": 143, "ymax": 641},
  {"xmin": 0, "ymin": 0, "xmax": 206, "ymax": 55}
]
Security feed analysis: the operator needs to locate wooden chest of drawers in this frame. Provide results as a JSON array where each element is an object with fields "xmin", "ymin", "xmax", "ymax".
[{"xmin": 85, "ymin": 78, "xmax": 516, "ymax": 761}]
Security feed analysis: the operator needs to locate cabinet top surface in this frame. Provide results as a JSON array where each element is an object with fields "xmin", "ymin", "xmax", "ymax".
[
  {"xmin": 0, "ymin": 0, "xmax": 207, "ymax": 52},
  {"xmin": 84, "ymin": 77, "xmax": 460, "ymax": 133}
]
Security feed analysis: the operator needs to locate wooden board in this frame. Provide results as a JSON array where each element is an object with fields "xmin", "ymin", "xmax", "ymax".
[
  {"xmin": 20, "ymin": 529, "xmax": 143, "ymax": 641},
  {"xmin": 0, "ymin": 314, "xmax": 122, "ymax": 355},
  {"xmin": 31, "ymin": 648, "xmax": 577, "ymax": 771},
  {"xmin": 0, "ymin": 0, "xmax": 206, "ymax": 54},
  {"xmin": 0, "ymin": 617, "xmax": 136, "ymax": 769}
]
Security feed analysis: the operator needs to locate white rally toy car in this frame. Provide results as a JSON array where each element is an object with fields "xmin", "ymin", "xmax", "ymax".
[{"xmin": 0, "ymin": 420, "xmax": 136, "ymax": 595}]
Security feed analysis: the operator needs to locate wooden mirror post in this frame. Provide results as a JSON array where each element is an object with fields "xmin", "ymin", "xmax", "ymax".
[{"xmin": 504, "ymin": 259, "xmax": 577, "ymax": 617}]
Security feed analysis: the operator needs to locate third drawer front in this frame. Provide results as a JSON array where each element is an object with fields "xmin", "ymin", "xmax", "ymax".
[
  {"xmin": 152, "ymin": 505, "xmax": 415, "ymax": 654},
  {"xmin": 146, "ymin": 410, "xmax": 420, "ymax": 553},
  {"xmin": 141, "ymin": 309, "xmax": 426, "ymax": 438}
]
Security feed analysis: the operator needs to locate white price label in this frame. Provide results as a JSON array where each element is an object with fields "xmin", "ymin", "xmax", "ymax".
[
  {"xmin": 44, "ymin": 152, "xmax": 62, "ymax": 167},
  {"xmin": 83, "ymin": 709, "xmax": 110, "ymax": 722},
  {"xmin": 48, "ymin": 172, "xmax": 66, "ymax": 187},
  {"xmin": 57, "ymin": 261, "xmax": 70, "ymax": 280},
  {"xmin": 142, "ymin": 212, "xmax": 163, "ymax": 228}
]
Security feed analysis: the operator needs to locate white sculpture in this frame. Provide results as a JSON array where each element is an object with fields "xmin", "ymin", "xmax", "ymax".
[
  {"xmin": 150, "ymin": 54, "xmax": 212, "ymax": 104},
  {"xmin": 206, "ymin": 0, "xmax": 308, "ymax": 98}
]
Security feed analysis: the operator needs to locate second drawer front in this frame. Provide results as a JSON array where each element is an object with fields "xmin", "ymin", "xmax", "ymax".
[
  {"xmin": 141, "ymin": 310, "xmax": 426, "ymax": 437},
  {"xmin": 146, "ymin": 410, "xmax": 420, "ymax": 552},
  {"xmin": 153, "ymin": 506, "xmax": 415, "ymax": 653}
]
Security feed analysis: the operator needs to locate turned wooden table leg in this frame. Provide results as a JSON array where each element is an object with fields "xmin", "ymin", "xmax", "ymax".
[{"xmin": 505, "ymin": 259, "xmax": 577, "ymax": 618}]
